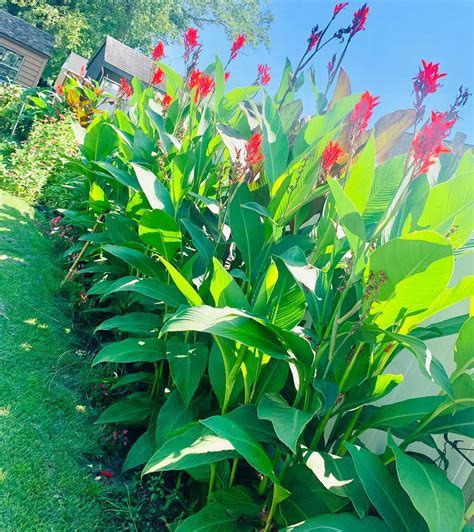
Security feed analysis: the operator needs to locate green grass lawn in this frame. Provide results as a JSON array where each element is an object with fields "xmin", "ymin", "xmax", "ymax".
[{"xmin": 0, "ymin": 190, "xmax": 107, "ymax": 530}]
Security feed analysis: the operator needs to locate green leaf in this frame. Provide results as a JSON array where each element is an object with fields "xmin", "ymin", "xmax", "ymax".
[
  {"xmin": 257, "ymin": 393, "xmax": 316, "ymax": 452},
  {"xmin": 155, "ymin": 390, "xmax": 195, "ymax": 449},
  {"xmin": 229, "ymin": 184, "xmax": 264, "ymax": 274},
  {"xmin": 262, "ymin": 91, "xmax": 289, "ymax": 189},
  {"xmin": 346, "ymin": 443, "xmax": 427, "ymax": 532},
  {"xmin": 360, "ymin": 396, "xmax": 445, "ymax": 431},
  {"xmin": 218, "ymin": 86, "xmax": 260, "ymax": 122},
  {"xmin": 423, "ymin": 407, "xmax": 474, "ymax": 438},
  {"xmin": 131, "ymin": 163, "xmax": 173, "ymax": 215},
  {"xmin": 388, "ymin": 435, "xmax": 464, "ymax": 532},
  {"xmin": 209, "ymin": 486, "xmax": 261, "ymax": 518},
  {"xmin": 345, "ymin": 135, "xmax": 375, "ymax": 213},
  {"xmin": 95, "ymin": 312, "xmax": 162, "ymax": 335},
  {"xmin": 453, "ymin": 317, "xmax": 474, "ymax": 379},
  {"xmin": 96, "ymin": 395, "xmax": 155, "ymax": 424},
  {"xmin": 176, "ymin": 502, "xmax": 248, "ymax": 532},
  {"xmin": 341, "ymin": 374, "xmax": 403, "ymax": 412},
  {"xmin": 92, "ymin": 338, "xmax": 165, "ymax": 365},
  {"xmin": 139, "ymin": 209, "xmax": 181, "ymax": 260},
  {"xmin": 167, "ymin": 337, "xmax": 208, "ymax": 406},
  {"xmin": 225, "ymin": 405, "xmax": 276, "ymax": 442},
  {"xmin": 159, "ymin": 257, "xmax": 203, "ymax": 306},
  {"xmin": 328, "ymin": 177, "xmax": 366, "ymax": 275},
  {"xmin": 282, "ymin": 513, "xmax": 390, "ymax": 532},
  {"xmin": 304, "ymin": 451, "xmax": 371, "ymax": 518},
  {"xmin": 368, "ymin": 231, "xmax": 453, "ymax": 329},
  {"xmin": 82, "ymin": 120, "xmax": 117, "ymax": 161},
  {"xmin": 103, "ymin": 244, "xmax": 162, "ymax": 278},
  {"xmin": 110, "ymin": 372, "xmax": 155, "ymax": 390},
  {"xmin": 201, "ymin": 415, "xmax": 279, "ymax": 483},
  {"xmin": 181, "ymin": 219, "xmax": 214, "ymax": 265},
  {"xmin": 211, "ymin": 257, "xmax": 250, "ymax": 309},
  {"xmin": 143, "ymin": 424, "xmax": 236, "ymax": 474},
  {"xmin": 106, "ymin": 214, "xmax": 139, "ymax": 244},
  {"xmin": 122, "ymin": 431, "xmax": 153, "ymax": 472},
  {"xmin": 105, "ymin": 276, "xmax": 186, "ymax": 307}
]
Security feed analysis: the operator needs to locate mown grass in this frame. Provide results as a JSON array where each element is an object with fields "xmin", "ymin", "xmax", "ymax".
[{"xmin": 0, "ymin": 190, "xmax": 107, "ymax": 530}]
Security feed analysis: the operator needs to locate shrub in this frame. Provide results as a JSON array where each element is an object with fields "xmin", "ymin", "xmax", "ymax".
[
  {"xmin": 61, "ymin": 13, "xmax": 473, "ymax": 532},
  {"xmin": 0, "ymin": 114, "xmax": 79, "ymax": 207}
]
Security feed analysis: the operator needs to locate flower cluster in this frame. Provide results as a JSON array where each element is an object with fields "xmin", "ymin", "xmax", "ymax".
[
  {"xmin": 412, "ymin": 60, "xmax": 446, "ymax": 120},
  {"xmin": 412, "ymin": 111, "xmax": 456, "ymax": 175},
  {"xmin": 257, "ymin": 64, "xmax": 271, "ymax": 86},
  {"xmin": 322, "ymin": 140, "xmax": 344, "ymax": 173},
  {"xmin": 350, "ymin": 90, "xmax": 379, "ymax": 139},
  {"xmin": 184, "ymin": 27, "xmax": 200, "ymax": 62},
  {"xmin": 152, "ymin": 41, "xmax": 165, "ymax": 61},
  {"xmin": 118, "ymin": 77, "xmax": 133, "ymax": 98},
  {"xmin": 152, "ymin": 66, "xmax": 165, "ymax": 86},
  {"xmin": 334, "ymin": 2, "xmax": 349, "ymax": 16},
  {"xmin": 230, "ymin": 33, "xmax": 246, "ymax": 60},
  {"xmin": 55, "ymin": 84, "xmax": 64, "ymax": 96},
  {"xmin": 308, "ymin": 26, "xmax": 321, "ymax": 50},
  {"xmin": 245, "ymin": 133, "xmax": 264, "ymax": 166},
  {"xmin": 188, "ymin": 68, "xmax": 215, "ymax": 103},
  {"xmin": 162, "ymin": 94, "xmax": 173, "ymax": 109},
  {"xmin": 351, "ymin": 4, "xmax": 369, "ymax": 35}
]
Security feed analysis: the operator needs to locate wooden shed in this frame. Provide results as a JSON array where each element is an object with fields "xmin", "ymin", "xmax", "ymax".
[{"xmin": 0, "ymin": 9, "xmax": 54, "ymax": 87}]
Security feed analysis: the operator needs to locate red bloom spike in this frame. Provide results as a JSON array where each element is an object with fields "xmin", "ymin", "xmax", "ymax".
[
  {"xmin": 184, "ymin": 27, "xmax": 199, "ymax": 50},
  {"xmin": 188, "ymin": 68, "xmax": 214, "ymax": 103},
  {"xmin": 230, "ymin": 33, "xmax": 246, "ymax": 60},
  {"xmin": 322, "ymin": 140, "xmax": 344, "ymax": 173},
  {"xmin": 162, "ymin": 94, "xmax": 173, "ymax": 109},
  {"xmin": 55, "ymin": 84, "xmax": 64, "ymax": 96},
  {"xmin": 224, "ymin": 71, "xmax": 230, "ymax": 82},
  {"xmin": 246, "ymin": 133, "xmax": 264, "ymax": 165},
  {"xmin": 351, "ymin": 4, "xmax": 369, "ymax": 35},
  {"xmin": 308, "ymin": 31, "xmax": 321, "ymax": 50},
  {"xmin": 79, "ymin": 65, "xmax": 86, "ymax": 77},
  {"xmin": 257, "ymin": 64, "xmax": 271, "ymax": 86},
  {"xmin": 152, "ymin": 66, "xmax": 165, "ymax": 86},
  {"xmin": 152, "ymin": 41, "xmax": 165, "ymax": 61},
  {"xmin": 199, "ymin": 73, "xmax": 215, "ymax": 99},
  {"xmin": 351, "ymin": 90, "xmax": 379, "ymax": 137},
  {"xmin": 412, "ymin": 111, "xmax": 456, "ymax": 176},
  {"xmin": 413, "ymin": 60, "xmax": 446, "ymax": 99},
  {"xmin": 118, "ymin": 77, "xmax": 133, "ymax": 98},
  {"xmin": 333, "ymin": 2, "xmax": 349, "ymax": 16}
]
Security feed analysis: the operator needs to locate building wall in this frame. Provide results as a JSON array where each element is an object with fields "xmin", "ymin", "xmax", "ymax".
[{"xmin": 0, "ymin": 36, "xmax": 48, "ymax": 87}]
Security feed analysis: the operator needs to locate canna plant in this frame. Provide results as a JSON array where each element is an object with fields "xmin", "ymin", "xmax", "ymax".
[{"xmin": 61, "ymin": 7, "xmax": 473, "ymax": 531}]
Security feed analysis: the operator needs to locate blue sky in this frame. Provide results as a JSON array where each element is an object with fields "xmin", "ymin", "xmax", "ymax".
[{"xmin": 165, "ymin": 0, "xmax": 473, "ymax": 141}]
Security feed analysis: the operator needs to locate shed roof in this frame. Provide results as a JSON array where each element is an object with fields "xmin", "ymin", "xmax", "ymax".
[
  {"xmin": 0, "ymin": 9, "xmax": 54, "ymax": 57},
  {"xmin": 61, "ymin": 52, "xmax": 88, "ymax": 74},
  {"xmin": 89, "ymin": 35, "xmax": 153, "ymax": 84}
]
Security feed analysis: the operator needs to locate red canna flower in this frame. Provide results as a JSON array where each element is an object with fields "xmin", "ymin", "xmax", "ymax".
[
  {"xmin": 184, "ymin": 27, "xmax": 199, "ymax": 50},
  {"xmin": 308, "ymin": 31, "xmax": 321, "ymax": 50},
  {"xmin": 79, "ymin": 64, "xmax": 86, "ymax": 77},
  {"xmin": 224, "ymin": 71, "xmax": 230, "ymax": 82},
  {"xmin": 333, "ymin": 2, "xmax": 349, "ymax": 16},
  {"xmin": 188, "ymin": 68, "xmax": 214, "ymax": 103},
  {"xmin": 351, "ymin": 90, "xmax": 379, "ymax": 137},
  {"xmin": 152, "ymin": 41, "xmax": 165, "ymax": 61},
  {"xmin": 162, "ymin": 94, "xmax": 173, "ymax": 108},
  {"xmin": 198, "ymin": 72, "xmax": 215, "ymax": 100},
  {"xmin": 413, "ymin": 60, "xmax": 446, "ymax": 100},
  {"xmin": 230, "ymin": 33, "xmax": 246, "ymax": 60},
  {"xmin": 322, "ymin": 140, "xmax": 344, "ymax": 173},
  {"xmin": 99, "ymin": 470, "xmax": 113, "ymax": 478},
  {"xmin": 412, "ymin": 111, "xmax": 456, "ymax": 176},
  {"xmin": 152, "ymin": 66, "xmax": 165, "ymax": 86},
  {"xmin": 118, "ymin": 77, "xmax": 133, "ymax": 98},
  {"xmin": 246, "ymin": 133, "xmax": 264, "ymax": 166},
  {"xmin": 351, "ymin": 4, "xmax": 369, "ymax": 35},
  {"xmin": 257, "ymin": 64, "xmax": 271, "ymax": 86},
  {"xmin": 55, "ymin": 84, "xmax": 64, "ymax": 96}
]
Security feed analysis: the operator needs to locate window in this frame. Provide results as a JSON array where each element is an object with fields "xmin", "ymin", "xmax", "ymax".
[{"xmin": 0, "ymin": 45, "xmax": 23, "ymax": 82}]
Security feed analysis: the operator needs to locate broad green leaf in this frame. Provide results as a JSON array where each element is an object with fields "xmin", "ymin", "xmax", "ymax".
[
  {"xmin": 155, "ymin": 390, "xmax": 195, "ymax": 449},
  {"xmin": 226, "ymin": 405, "xmax": 276, "ymax": 443},
  {"xmin": 344, "ymin": 135, "xmax": 375, "ymax": 213},
  {"xmin": 363, "ymin": 154, "xmax": 406, "ymax": 225},
  {"xmin": 209, "ymin": 486, "xmax": 261, "ymax": 518},
  {"xmin": 82, "ymin": 119, "xmax": 117, "ymax": 161},
  {"xmin": 368, "ymin": 231, "xmax": 453, "ymax": 329},
  {"xmin": 105, "ymin": 276, "xmax": 186, "ymax": 307},
  {"xmin": 346, "ymin": 443, "xmax": 427, "ymax": 532},
  {"xmin": 176, "ymin": 502, "xmax": 247, "ymax": 532},
  {"xmin": 96, "ymin": 395, "xmax": 155, "ymax": 424},
  {"xmin": 106, "ymin": 214, "xmax": 139, "ymax": 244},
  {"xmin": 211, "ymin": 257, "xmax": 249, "ymax": 309},
  {"xmin": 374, "ymin": 109, "xmax": 416, "ymax": 164},
  {"xmin": 359, "ymin": 396, "xmax": 445, "ymax": 431},
  {"xmin": 340, "ymin": 374, "xmax": 402, "ymax": 412},
  {"xmin": 143, "ymin": 424, "xmax": 236, "ymax": 474},
  {"xmin": 103, "ymin": 244, "xmax": 162, "ymax": 278},
  {"xmin": 262, "ymin": 91, "xmax": 289, "ymax": 189},
  {"xmin": 201, "ymin": 415, "xmax": 279, "ymax": 484},
  {"xmin": 282, "ymin": 512, "xmax": 389, "ymax": 532},
  {"xmin": 328, "ymin": 178, "xmax": 366, "ymax": 275},
  {"xmin": 388, "ymin": 435, "xmax": 464, "ymax": 532},
  {"xmin": 95, "ymin": 312, "xmax": 162, "ymax": 335},
  {"xmin": 328, "ymin": 68, "xmax": 351, "ymax": 110},
  {"xmin": 167, "ymin": 337, "xmax": 208, "ymax": 406},
  {"xmin": 453, "ymin": 317, "xmax": 474, "ymax": 379},
  {"xmin": 181, "ymin": 219, "xmax": 214, "ymax": 265},
  {"xmin": 89, "ymin": 182, "xmax": 108, "ymax": 212},
  {"xmin": 159, "ymin": 257, "xmax": 203, "ymax": 306},
  {"xmin": 110, "ymin": 371, "xmax": 155, "ymax": 390},
  {"xmin": 122, "ymin": 431, "xmax": 153, "ymax": 472},
  {"xmin": 280, "ymin": 100, "xmax": 303, "ymax": 135},
  {"xmin": 229, "ymin": 184, "xmax": 264, "ymax": 274},
  {"xmin": 139, "ymin": 209, "xmax": 181, "ymax": 260},
  {"xmin": 218, "ymin": 86, "xmax": 260, "ymax": 122},
  {"xmin": 257, "ymin": 393, "xmax": 316, "ymax": 452},
  {"xmin": 305, "ymin": 451, "xmax": 370, "ymax": 518},
  {"xmin": 275, "ymin": 58, "xmax": 294, "ymax": 103},
  {"xmin": 422, "ymin": 408, "xmax": 474, "ymax": 438},
  {"xmin": 92, "ymin": 338, "xmax": 166, "ymax": 365},
  {"xmin": 131, "ymin": 162, "xmax": 173, "ymax": 214}
]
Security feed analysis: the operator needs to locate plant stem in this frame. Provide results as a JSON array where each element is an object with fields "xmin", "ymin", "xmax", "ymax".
[
  {"xmin": 263, "ymin": 484, "xmax": 279, "ymax": 532},
  {"xmin": 207, "ymin": 463, "xmax": 216, "ymax": 501},
  {"xmin": 335, "ymin": 407, "xmax": 363, "ymax": 455},
  {"xmin": 228, "ymin": 458, "xmax": 238, "ymax": 487},
  {"xmin": 222, "ymin": 344, "xmax": 248, "ymax": 414}
]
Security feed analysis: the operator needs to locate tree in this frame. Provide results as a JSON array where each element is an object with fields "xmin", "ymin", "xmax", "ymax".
[{"xmin": 3, "ymin": 0, "xmax": 272, "ymax": 80}]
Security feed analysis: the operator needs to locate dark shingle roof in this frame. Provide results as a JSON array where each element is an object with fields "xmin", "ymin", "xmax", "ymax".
[
  {"xmin": 94, "ymin": 35, "xmax": 153, "ymax": 83},
  {"xmin": 0, "ymin": 9, "xmax": 54, "ymax": 57}
]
